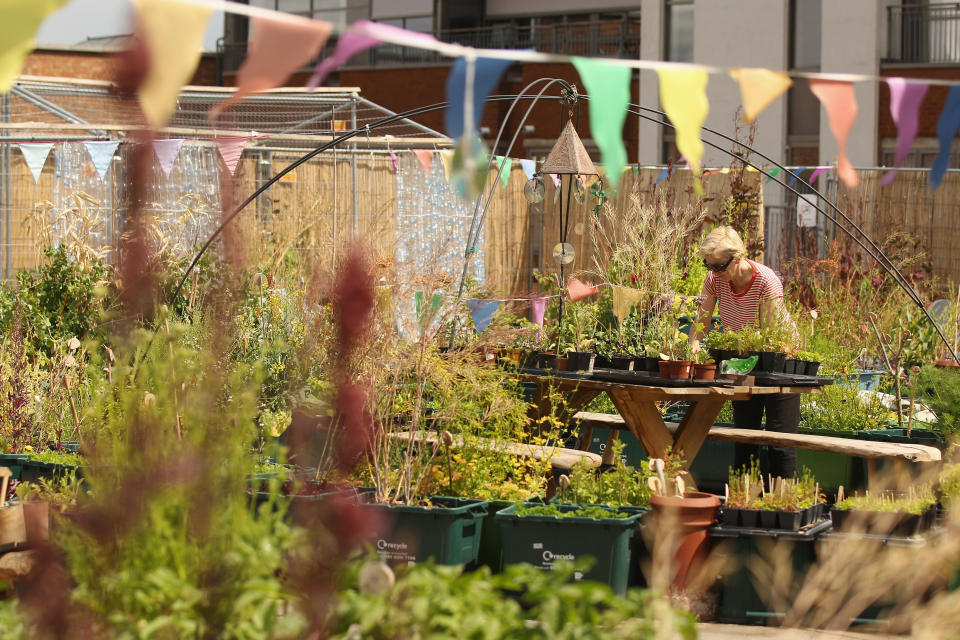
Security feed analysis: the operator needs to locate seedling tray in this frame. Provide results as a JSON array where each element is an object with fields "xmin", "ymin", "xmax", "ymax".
[
  {"xmin": 750, "ymin": 372, "xmax": 835, "ymax": 387},
  {"xmin": 710, "ymin": 517, "xmax": 832, "ymax": 540},
  {"xmin": 587, "ymin": 368, "xmax": 735, "ymax": 387}
]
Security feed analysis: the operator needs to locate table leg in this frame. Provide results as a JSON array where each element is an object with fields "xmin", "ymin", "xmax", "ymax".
[
  {"xmin": 527, "ymin": 381, "xmax": 600, "ymax": 434},
  {"xmin": 672, "ymin": 397, "xmax": 729, "ymax": 467},
  {"xmin": 607, "ymin": 388, "xmax": 674, "ymax": 459}
]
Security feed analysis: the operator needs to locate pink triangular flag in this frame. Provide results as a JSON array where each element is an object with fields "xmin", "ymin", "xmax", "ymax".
[
  {"xmin": 389, "ymin": 151, "xmax": 398, "ymax": 173},
  {"xmin": 808, "ymin": 167, "xmax": 829, "ymax": 184},
  {"xmin": 549, "ymin": 173, "xmax": 560, "ymax": 187},
  {"xmin": 531, "ymin": 296, "xmax": 548, "ymax": 327},
  {"xmin": 413, "ymin": 150, "xmax": 433, "ymax": 173},
  {"xmin": 210, "ymin": 15, "xmax": 332, "ymax": 119},
  {"xmin": 809, "ymin": 79, "xmax": 859, "ymax": 188},
  {"xmin": 567, "ymin": 278, "xmax": 599, "ymax": 302},
  {"xmin": 214, "ymin": 137, "xmax": 246, "ymax": 175},
  {"xmin": 883, "ymin": 78, "xmax": 928, "ymax": 185},
  {"xmin": 152, "ymin": 138, "xmax": 184, "ymax": 178}
]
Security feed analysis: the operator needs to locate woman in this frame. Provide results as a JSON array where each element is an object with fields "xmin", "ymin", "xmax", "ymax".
[{"xmin": 688, "ymin": 226, "xmax": 799, "ymax": 478}]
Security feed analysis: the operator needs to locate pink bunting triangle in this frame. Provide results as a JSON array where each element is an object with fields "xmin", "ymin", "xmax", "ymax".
[
  {"xmin": 883, "ymin": 78, "xmax": 928, "ymax": 186},
  {"xmin": 152, "ymin": 139, "xmax": 184, "ymax": 178},
  {"xmin": 413, "ymin": 150, "xmax": 433, "ymax": 173},
  {"xmin": 214, "ymin": 137, "xmax": 246, "ymax": 175},
  {"xmin": 567, "ymin": 278, "xmax": 599, "ymax": 302},
  {"xmin": 531, "ymin": 296, "xmax": 548, "ymax": 327},
  {"xmin": 210, "ymin": 15, "xmax": 332, "ymax": 120},
  {"xmin": 809, "ymin": 79, "xmax": 859, "ymax": 188}
]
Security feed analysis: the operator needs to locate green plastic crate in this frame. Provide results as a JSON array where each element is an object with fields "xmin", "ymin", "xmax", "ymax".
[
  {"xmin": 361, "ymin": 496, "xmax": 487, "ymax": 568},
  {"xmin": 476, "ymin": 499, "xmax": 514, "ymax": 571},
  {"xmin": 496, "ymin": 503, "xmax": 643, "ymax": 594},
  {"xmin": 796, "ymin": 428, "xmax": 867, "ymax": 495},
  {"xmin": 0, "ymin": 454, "xmax": 29, "ymax": 481}
]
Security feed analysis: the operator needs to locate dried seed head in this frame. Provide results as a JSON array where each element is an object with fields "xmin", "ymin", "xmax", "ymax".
[
  {"xmin": 358, "ymin": 561, "xmax": 395, "ymax": 595},
  {"xmin": 442, "ymin": 431, "xmax": 454, "ymax": 447},
  {"xmin": 67, "ymin": 337, "xmax": 81, "ymax": 351},
  {"xmin": 143, "ymin": 392, "xmax": 156, "ymax": 407},
  {"xmin": 559, "ymin": 474, "xmax": 570, "ymax": 491}
]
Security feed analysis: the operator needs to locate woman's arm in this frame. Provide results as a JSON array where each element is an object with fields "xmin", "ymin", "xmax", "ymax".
[{"xmin": 689, "ymin": 291, "xmax": 717, "ymax": 353}]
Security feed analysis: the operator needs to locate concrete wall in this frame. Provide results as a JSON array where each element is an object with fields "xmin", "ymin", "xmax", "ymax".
[
  {"xmin": 486, "ymin": 0, "xmax": 641, "ymax": 18},
  {"xmin": 637, "ymin": 0, "xmax": 663, "ymax": 165},
  {"xmin": 821, "ymin": 0, "xmax": 883, "ymax": 167},
  {"xmin": 693, "ymin": 0, "xmax": 789, "ymax": 168}
]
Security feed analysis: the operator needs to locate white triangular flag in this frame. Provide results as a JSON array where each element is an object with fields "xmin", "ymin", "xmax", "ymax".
[
  {"xmin": 214, "ymin": 137, "xmax": 246, "ymax": 175},
  {"xmin": 153, "ymin": 138, "xmax": 184, "ymax": 178},
  {"xmin": 519, "ymin": 158, "xmax": 536, "ymax": 180},
  {"xmin": 18, "ymin": 143, "xmax": 54, "ymax": 183},
  {"xmin": 84, "ymin": 141, "xmax": 120, "ymax": 181}
]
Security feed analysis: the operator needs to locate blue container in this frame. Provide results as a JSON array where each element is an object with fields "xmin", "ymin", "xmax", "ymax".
[{"xmin": 830, "ymin": 370, "xmax": 887, "ymax": 391}]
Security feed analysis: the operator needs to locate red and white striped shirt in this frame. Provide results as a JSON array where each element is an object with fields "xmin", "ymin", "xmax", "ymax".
[{"xmin": 703, "ymin": 259, "xmax": 784, "ymax": 332}]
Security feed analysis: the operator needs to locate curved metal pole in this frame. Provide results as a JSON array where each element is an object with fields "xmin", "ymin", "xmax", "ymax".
[{"xmin": 624, "ymin": 106, "xmax": 960, "ymax": 366}]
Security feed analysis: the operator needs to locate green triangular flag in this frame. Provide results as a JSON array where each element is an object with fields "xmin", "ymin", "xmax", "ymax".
[
  {"xmin": 765, "ymin": 167, "xmax": 783, "ymax": 183},
  {"xmin": 496, "ymin": 155, "xmax": 513, "ymax": 189},
  {"xmin": 571, "ymin": 57, "xmax": 630, "ymax": 190}
]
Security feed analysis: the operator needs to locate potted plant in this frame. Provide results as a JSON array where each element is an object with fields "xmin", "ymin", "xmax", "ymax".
[
  {"xmin": 563, "ymin": 301, "xmax": 600, "ymax": 372},
  {"xmin": 794, "ymin": 349, "xmax": 823, "ymax": 377},
  {"xmin": 703, "ymin": 329, "xmax": 739, "ymax": 367},
  {"xmin": 830, "ymin": 485, "xmax": 936, "ymax": 537},
  {"xmin": 692, "ymin": 350, "xmax": 717, "ymax": 381}
]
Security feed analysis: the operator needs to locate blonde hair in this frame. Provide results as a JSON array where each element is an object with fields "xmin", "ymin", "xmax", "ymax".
[{"xmin": 700, "ymin": 226, "xmax": 746, "ymax": 262}]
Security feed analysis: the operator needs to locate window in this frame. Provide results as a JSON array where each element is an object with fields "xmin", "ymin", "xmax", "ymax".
[
  {"xmin": 666, "ymin": 0, "xmax": 694, "ymax": 63},
  {"xmin": 787, "ymin": 0, "xmax": 821, "ymax": 160}
]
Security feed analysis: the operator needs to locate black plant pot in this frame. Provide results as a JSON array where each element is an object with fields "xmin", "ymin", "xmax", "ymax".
[
  {"xmin": 538, "ymin": 352, "xmax": 556, "ymax": 370},
  {"xmin": 739, "ymin": 508, "xmax": 761, "ymax": 528},
  {"xmin": 594, "ymin": 355, "xmax": 612, "ymax": 369},
  {"xmin": 783, "ymin": 358, "xmax": 798, "ymax": 375},
  {"xmin": 806, "ymin": 361, "xmax": 821, "ymax": 376},
  {"xmin": 645, "ymin": 356, "xmax": 661, "ymax": 373},
  {"xmin": 568, "ymin": 351, "xmax": 596, "ymax": 372},
  {"xmin": 777, "ymin": 510, "xmax": 803, "ymax": 531},
  {"xmin": 716, "ymin": 506, "xmax": 739, "ymax": 527},
  {"xmin": 610, "ymin": 355, "xmax": 634, "ymax": 370},
  {"xmin": 522, "ymin": 351, "xmax": 540, "ymax": 369},
  {"xmin": 759, "ymin": 509, "xmax": 778, "ymax": 529},
  {"xmin": 753, "ymin": 351, "xmax": 786, "ymax": 373},
  {"xmin": 893, "ymin": 512, "xmax": 921, "ymax": 538}
]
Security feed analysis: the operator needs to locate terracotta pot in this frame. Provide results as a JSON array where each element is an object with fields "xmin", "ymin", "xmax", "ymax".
[
  {"xmin": 671, "ymin": 360, "xmax": 693, "ymax": 379},
  {"xmin": 649, "ymin": 491, "xmax": 720, "ymax": 591},
  {"xmin": 693, "ymin": 364, "xmax": 717, "ymax": 380},
  {"xmin": 657, "ymin": 360, "xmax": 672, "ymax": 378},
  {"xmin": 555, "ymin": 356, "xmax": 570, "ymax": 371}
]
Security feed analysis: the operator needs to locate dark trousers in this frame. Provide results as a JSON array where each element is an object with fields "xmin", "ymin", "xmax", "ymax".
[{"xmin": 732, "ymin": 393, "xmax": 801, "ymax": 478}]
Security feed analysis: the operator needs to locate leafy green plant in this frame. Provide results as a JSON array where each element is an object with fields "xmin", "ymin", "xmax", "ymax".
[
  {"xmin": 836, "ymin": 487, "xmax": 935, "ymax": 515},
  {"xmin": 909, "ymin": 366, "xmax": 960, "ymax": 437},
  {"xmin": 800, "ymin": 379, "xmax": 893, "ymax": 432},
  {"xmin": 513, "ymin": 503, "xmax": 632, "ymax": 519},
  {"xmin": 329, "ymin": 559, "xmax": 697, "ymax": 639}
]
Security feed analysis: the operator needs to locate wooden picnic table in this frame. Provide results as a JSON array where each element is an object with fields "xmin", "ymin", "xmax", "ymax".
[{"xmin": 520, "ymin": 371, "xmax": 822, "ymax": 470}]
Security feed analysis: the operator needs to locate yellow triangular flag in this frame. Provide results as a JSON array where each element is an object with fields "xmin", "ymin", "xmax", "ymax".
[
  {"xmin": 133, "ymin": 0, "xmax": 212, "ymax": 128},
  {"xmin": 439, "ymin": 150, "xmax": 454, "ymax": 182},
  {"xmin": 658, "ymin": 68, "xmax": 709, "ymax": 195},
  {"xmin": 0, "ymin": 0, "xmax": 68, "ymax": 92},
  {"xmin": 612, "ymin": 285, "xmax": 646, "ymax": 322},
  {"xmin": 729, "ymin": 67, "xmax": 793, "ymax": 123}
]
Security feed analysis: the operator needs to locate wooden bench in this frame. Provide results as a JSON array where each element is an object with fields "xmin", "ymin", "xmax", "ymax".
[
  {"xmin": 573, "ymin": 411, "xmax": 941, "ymax": 489},
  {"xmin": 385, "ymin": 431, "xmax": 602, "ymax": 471}
]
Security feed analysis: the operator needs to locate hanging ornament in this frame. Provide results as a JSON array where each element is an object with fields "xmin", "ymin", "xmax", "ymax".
[
  {"xmin": 573, "ymin": 179, "xmax": 586, "ymax": 204},
  {"xmin": 523, "ymin": 176, "xmax": 545, "ymax": 203},
  {"xmin": 450, "ymin": 134, "xmax": 489, "ymax": 202},
  {"xmin": 552, "ymin": 242, "xmax": 575, "ymax": 265}
]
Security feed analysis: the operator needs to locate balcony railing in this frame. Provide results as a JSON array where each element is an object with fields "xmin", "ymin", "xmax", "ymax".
[
  {"xmin": 886, "ymin": 2, "xmax": 960, "ymax": 63},
  {"xmin": 218, "ymin": 18, "xmax": 641, "ymax": 77}
]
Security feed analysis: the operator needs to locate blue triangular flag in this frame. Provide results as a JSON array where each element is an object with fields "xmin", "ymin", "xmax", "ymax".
[
  {"xmin": 932, "ymin": 86, "xmax": 960, "ymax": 189},
  {"xmin": 654, "ymin": 168, "xmax": 669, "ymax": 185},
  {"xmin": 84, "ymin": 141, "xmax": 120, "ymax": 181},
  {"xmin": 18, "ymin": 143, "xmax": 54, "ymax": 183},
  {"xmin": 445, "ymin": 56, "xmax": 513, "ymax": 139},
  {"xmin": 468, "ymin": 299, "xmax": 500, "ymax": 333},
  {"xmin": 789, "ymin": 167, "xmax": 807, "ymax": 187},
  {"xmin": 519, "ymin": 158, "xmax": 536, "ymax": 180}
]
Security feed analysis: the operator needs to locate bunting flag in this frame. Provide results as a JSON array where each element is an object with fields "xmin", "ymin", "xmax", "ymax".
[
  {"xmin": 809, "ymin": 79, "xmax": 859, "ymax": 188},
  {"xmin": 214, "ymin": 137, "xmax": 246, "ymax": 175},
  {"xmin": 211, "ymin": 14, "xmax": 331, "ymax": 119},
  {"xmin": 883, "ymin": 78, "xmax": 929, "ymax": 186},
  {"xmin": 310, "ymin": 20, "xmax": 438, "ymax": 88},
  {"xmin": 389, "ymin": 151, "xmax": 398, "ymax": 173},
  {"xmin": 808, "ymin": 167, "xmax": 829, "ymax": 184},
  {"xmin": 658, "ymin": 69, "xmax": 709, "ymax": 194},
  {"xmin": 0, "ymin": 0, "xmax": 67, "ymax": 92},
  {"xmin": 468, "ymin": 299, "xmax": 501, "ymax": 332},
  {"xmin": 702, "ymin": 169, "xmax": 723, "ymax": 177},
  {"xmin": 572, "ymin": 57, "xmax": 630, "ymax": 189},
  {"xmin": 439, "ymin": 150, "xmax": 454, "ymax": 182},
  {"xmin": 445, "ymin": 56, "xmax": 513, "ymax": 139},
  {"xmin": 519, "ymin": 159, "xmax": 537, "ymax": 180},
  {"xmin": 84, "ymin": 141, "xmax": 120, "ymax": 180},
  {"xmin": 612, "ymin": 285, "xmax": 645, "ymax": 322},
  {"xmin": 765, "ymin": 167, "xmax": 783, "ymax": 183},
  {"xmin": 567, "ymin": 277, "xmax": 599, "ymax": 302},
  {"xmin": 495, "ymin": 155, "xmax": 512, "ymax": 189},
  {"xmin": 531, "ymin": 296, "xmax": 547, "ymax": 327},
  {"xmin": 413, "ymin": 149, "xmax": 433, "ymax": 173},
  {"xmin": 152, "ymin": 138, "xmax": 184, "ymax": 178},
  {"xmin": 414, "ymin": 290, "xmax": 444, "ymax": 334},
  {"xmin": 789, "ymin": 167, "xmax": 807, "ymax": 186},
  {"xmin": 132, "ymin": 0, "xmax": 211, "ymax": 128},
  {"xmin": 654, "ymin": 168, "xmax": 669, "ymax": 185},
  {"xmin": 729, "ymin": 67, "xmax": 792, "ymax": 123},
  {"xmin": 549, "ymin": 173, "xmax": 560, "ymax": 187},
  {"xmin": 18, "ymin": 143, "xmax": 53, "ymax": 183},
  {"xmin": 931, "ymin": 85, "xmax": 960, "ymax": 189}
]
